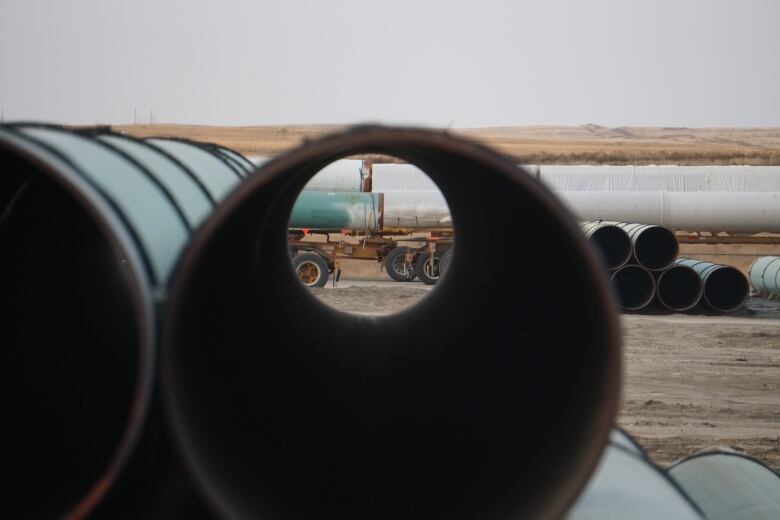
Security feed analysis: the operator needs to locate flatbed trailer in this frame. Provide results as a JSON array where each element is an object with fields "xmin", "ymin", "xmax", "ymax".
[{"xmin": 288, "ymin": 228, "xmax": 454, "ymax": 287}]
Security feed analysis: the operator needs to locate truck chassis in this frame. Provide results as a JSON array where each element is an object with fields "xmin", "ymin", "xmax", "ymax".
[{"xmin": 288, "ymin": 228, "xmax": 454, "ymax": 287}]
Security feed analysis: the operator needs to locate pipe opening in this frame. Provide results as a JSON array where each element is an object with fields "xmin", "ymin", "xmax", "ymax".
[
  {"xmin": 656, "ymin": 266, "xmax": 703, "ymax": 312},
  {"xmin": 163, "ymin": 127, "xmax": 621, "ymax": 520},
  {"xmin": 704, "ymin": 267, "xmax": 749, "ymax": 312},
  {"xmin": 0, "ymin": 144, "xmax": 146, "ymax": 518},
  {"xmin": 633, "ymin": 226, "xmax": 678, "ymax": 271},
  {"xmin": 589, "ymin": 226, "xmax": 632, "ymax": 270},
  {"xmin": 611, "ymin": 264, "xmax": 655, "ymax": 310},
  {"xmin": 288, "ymin": 155, "xmax": 455, "ymax": 314}
]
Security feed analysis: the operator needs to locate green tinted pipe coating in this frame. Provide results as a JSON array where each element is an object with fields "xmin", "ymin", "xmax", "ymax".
[
  {"xmin": 749, "ymin": 256, "xmax": 780, "ymax": 298},
  {"xmin": 289, "ymin": 190, "xmax": 382, "ymax": 231}
]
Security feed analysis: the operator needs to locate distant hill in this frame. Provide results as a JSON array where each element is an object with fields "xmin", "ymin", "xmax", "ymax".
[{"xmin": 112, "ymin": 124, "xmax": 780, "ymax": 165}]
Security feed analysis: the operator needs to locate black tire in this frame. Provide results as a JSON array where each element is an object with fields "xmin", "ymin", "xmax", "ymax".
[
  {"xmin": 415, "ymin": 252, "xmax": 442, "ymax": 286},
  {"xmin": 438, "ymin": 249, "xmax": 452, "ymax": 277},
  {"xmin": 385, "ymin": 247, "xmax": 416, "ymax": 282},
  {"xmin": 292, "ymin": 252, "xmax": 330, "ymax": 288}
]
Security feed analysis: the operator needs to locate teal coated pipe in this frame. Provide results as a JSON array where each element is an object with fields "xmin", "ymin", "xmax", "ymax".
[
  {"xmin": 748, "ymin": 256, "xmax": 780, "ymax": 299},
  {"xmin": 0, "ymin": 123, "xmax": 242, "ymax": 518},
  {"xmin": 569, "ymin": 431, "xmax": 703, "ymax": 519},
  {"xmin": 667, "ymin": 451, "xmax": 780, "ymax": 520},
  {"xmin": 675, "ymin": 258, "xmax": 749, "ymax": 312},
  {"xmin": 289, "ymin": 190, "xmax": 383, "ymax": 231}
]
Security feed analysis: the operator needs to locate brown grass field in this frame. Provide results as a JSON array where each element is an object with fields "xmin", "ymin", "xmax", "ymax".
[{"xmin": 113, "ymin": 124, "xmax": 780, "ymax": 165}]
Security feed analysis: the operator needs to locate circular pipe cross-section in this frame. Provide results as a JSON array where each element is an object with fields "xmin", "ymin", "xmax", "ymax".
[
  {"xmin": 608, "ymin": 222, "xmax": 679, "ymax": 271},
  {"xmin": 675, "ymin": 258, "xmax": 750, "ymax": 312},
  {"xmin": 610, "ymin": 264, "xmax": 656, "ymax": 311},
  {"xmin": 655, "ymin": 265, "xmax": 704, "ymax": 312},
  {"xmin": 162, "ymin": 126, "xmax": 622, "ymax": 520},
  {"xmin": 581, "ymin": 221, "xmax": 633, "ymax": 270}
]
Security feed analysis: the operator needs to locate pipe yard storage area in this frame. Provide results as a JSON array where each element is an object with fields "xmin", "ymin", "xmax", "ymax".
[{"xmin": 2, "ymin": 123, "xmax": 779, "ymax": 518}]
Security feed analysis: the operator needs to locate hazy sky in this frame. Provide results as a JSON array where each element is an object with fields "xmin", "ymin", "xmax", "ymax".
[{"xmin": 1, "ymin": 0, "xmax": 778, "ymax": 127}]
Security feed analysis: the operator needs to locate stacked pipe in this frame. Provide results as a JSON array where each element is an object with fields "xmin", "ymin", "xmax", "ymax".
[
  {"xmin": 0, "ymin": 123, "xmax": 254, "ymax": 518},
  {"xmin": 580, "ymin": 221, "xmax": 748, "ymax": 313},
  {"xmin": 1, "ymin": 124, "xmax": 623, "ymax": 518},
  {"xmin": 581, "ymin": 221, "xmax": 675, "ymax": 311}
]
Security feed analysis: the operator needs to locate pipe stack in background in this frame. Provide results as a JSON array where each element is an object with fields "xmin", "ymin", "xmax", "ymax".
[
  {"xmin": 1, "ymin": 124, "xmax": 624, "ymax": 519},
  {"xmin": 580, "ymin": 221, "xmax": 750, "ymax": 313}
]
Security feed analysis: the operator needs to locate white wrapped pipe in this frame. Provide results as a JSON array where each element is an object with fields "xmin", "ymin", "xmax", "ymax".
[
  {"xmin": 381, "ymin": 189, "xmax": 452, "ymax": 228},
  {"xmin": 536, "ymin": 165, "xmax": 780, "ymax": 192},
  {"xmin": 556, "ymin": 191, "xmax": 780, "ymax": 233},
  {"xmin": 302, "ymin": 159, "xmax": 364, "ymax": 191},
  {"xmin": 372, "ymin": 163, "xmax": 440, "ymax": 191}
]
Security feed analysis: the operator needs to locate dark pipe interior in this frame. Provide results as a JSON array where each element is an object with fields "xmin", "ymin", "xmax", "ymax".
[
  {"xmin": 704, "ymin": 267, "xmax": 750, "ymax": 312},
  {"xmin": 590, "ymin": 226, "xmax": 632, "ymax": 270},
  {"xmin": 611, "ymin": 264, "xmax": 656, "ymax": 310},
  {"xmin": 633, "ymin": 227, "xmax": 679, "ymax": 271},
  {"xmin": 656, "ymin": 266, "xmax": 703, "ymax": 311},
  {"xmin": 163, "ymin": 128, "xmax": 621, "ymax": 520},
  {"xmin": 0, "ymin": 146, "xmax": 143, "ymax": 518}
]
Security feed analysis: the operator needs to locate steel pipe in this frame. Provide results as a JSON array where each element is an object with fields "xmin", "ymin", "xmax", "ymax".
[
  {"xmin": 580, "ymin": 221, "xmax": 633, "ymax": 270},
  {"xmin": 675, "ymin": 258, "xmax": 750, "ymax": 312},
  {"xmin": 749, "ymin": 256, "xmax": 780, "ymax": 299},
  {"xmin": 601, "ymin": 222, "xmax": 678, "ymax": 271},
  {"xmin": 667, "ymin": 451, "xmax": 780, "ymax": 520},
  {"xmin": 161, "ymin": 125, "xmax": 622, "ymax": 520},
  {"xmin": 610, "ymin": 264, "xmax": 656, "ymax": 311},
  {"xmin": 655, "ymin": 265, "xmax": 704, "ymax": 312},
  {"xmin": 0, "ymin": 123, "xmax": 239, "ymax": 518}
]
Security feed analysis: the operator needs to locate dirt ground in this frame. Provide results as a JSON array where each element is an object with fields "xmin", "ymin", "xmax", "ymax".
[{"xmin": 312, "ymin": 281, "xmax": 780, "ymax": 471}]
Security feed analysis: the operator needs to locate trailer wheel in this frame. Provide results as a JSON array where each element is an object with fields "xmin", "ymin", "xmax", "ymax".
[
  {"xmin": 439, "ymin": 249, "xmax": 452, "ymax": 277},
  {"xmin": 386, "ymin": 247, "xmax": 416, "ymax": 282},
  {"xmin": 292, "ymin": 253, "xmax": 330, "ymax": 288},
  {"xmin": 415, "ymin": 252, "xmax": 441, "ymax": 285}
]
